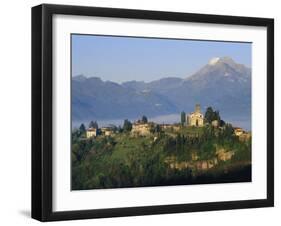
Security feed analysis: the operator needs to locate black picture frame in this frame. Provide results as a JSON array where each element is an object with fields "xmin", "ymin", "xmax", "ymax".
[{"xmin": 32, "ymin": 3, "xmax": 274, "ymax": 222}]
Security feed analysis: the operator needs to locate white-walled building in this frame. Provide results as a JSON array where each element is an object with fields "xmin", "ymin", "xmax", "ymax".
[{"xmin": 187, "ymin": 104, "xmax": 204, "ymax": 127}]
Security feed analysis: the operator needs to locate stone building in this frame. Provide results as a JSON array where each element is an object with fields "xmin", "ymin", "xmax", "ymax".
[
  {"xmin": 131, "ymin": 122, "xmax": 151, "ymax": 136},
  {"xmin": 100, "ymin": 127, "xmax": 114, "ymax": 136},
  {"xmin": 187, "ymin": 104, "xmax": 204, "ymax": 127},
  {"xmin": 234, "ymin": 127, "xmax": 251, "ymax": 141},
  {"xmin": 86, "ymin": 128, "xmax": 98, "ymax": 138},
  {"xmin": 234, "ymin": 127, "xmax": 244, "ymax": 136}
]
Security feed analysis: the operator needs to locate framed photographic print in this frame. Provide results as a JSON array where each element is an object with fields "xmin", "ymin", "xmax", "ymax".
[{"xmin": 32, "ymin": 4, "xmax": 274, "ymax": 221}]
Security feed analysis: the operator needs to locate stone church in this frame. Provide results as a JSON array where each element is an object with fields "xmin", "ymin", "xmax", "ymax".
[{"xmin": 187, "ymin": 104, "xmax": 204, "ymax": 127}]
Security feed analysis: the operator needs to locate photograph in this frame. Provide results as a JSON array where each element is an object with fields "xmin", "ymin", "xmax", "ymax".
[
  {"xmin": 71, "ymin": 34, "xmax": 252, "ymax": 190},
  {"xmin": 30, "ymin": 3, "xmax": 274, "ymax": 221}
]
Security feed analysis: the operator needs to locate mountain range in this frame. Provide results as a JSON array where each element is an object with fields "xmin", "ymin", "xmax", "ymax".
[{"xmin": 72, "ymin": 56, "xmax": 251, "ymax": 124}]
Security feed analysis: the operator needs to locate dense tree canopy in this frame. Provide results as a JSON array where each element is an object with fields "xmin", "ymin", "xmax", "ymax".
[
  {"xmin": 142, "ymin": 115, "xmax": 148, "ymax": 123},
  {"xmin": 89, "ymin": 121, "xmax": 98, "ymax": 129},
  {"xmin": 79, "ymin": 123, "xmax": 86, "ymax": 133},
  {"xmin": 123, "ymin": 119, "xmax": 132, "ymax": 132},
  {"xmin": 204, "ymin": 107, "xmax": 221, "ymax": 125}
]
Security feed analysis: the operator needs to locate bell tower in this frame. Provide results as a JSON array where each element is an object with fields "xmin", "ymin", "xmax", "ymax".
[{"xmin": 195, "ymin": 104, "xmax": 201, "ymax": 113}]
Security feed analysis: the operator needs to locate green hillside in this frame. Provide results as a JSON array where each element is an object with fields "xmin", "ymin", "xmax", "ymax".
[{"xmin": 71, "ymin": 124, "xmax": 251, "ymax": 190}]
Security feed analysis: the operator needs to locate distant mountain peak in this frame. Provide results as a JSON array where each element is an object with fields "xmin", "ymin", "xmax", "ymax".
[
  {"xmin": 218, "ymin": 56, "xmax": 238, "ymax": 68},
  {"xmin": 208, "ymin": 56, "xmax": 237, "ymax": 67},
  {"xmin": 208, "ymin": 57, "xmax": 220, "ymax": 65},
  {"xmin": 187, "ymin": 56, "xmax": 251, "ymax": 83}
]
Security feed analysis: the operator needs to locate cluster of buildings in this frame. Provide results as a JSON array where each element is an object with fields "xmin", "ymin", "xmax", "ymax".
[
  {"xmin": 233, "ymin": 127, "xmax": 251, "ymax": 141},
  {"xmin": 85, "ymin": 104, "xmax": 249, "ymax": 140},
  {"xmin": 84, "ymin": 104, "xmax": 205, "ymax": 139},
  {"xmin": 131, "ymin": 122, "xmax": 152, "ymax": 136},
  {"xmin": 86, "ymin": 126, "xmax": 115, "ymax": 139},
  {"xmin": 130, "ymin": 104, "xmax": 204, "ymax": 137},
  {"xmin": 186, "ymin": 104, "xmax": 250, "ymax": 140},
  {"xmin": 131, "ymin": 122, "xmax": 182, "ymax": 137}
]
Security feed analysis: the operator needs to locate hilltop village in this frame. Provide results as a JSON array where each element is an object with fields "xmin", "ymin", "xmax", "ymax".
[
  {"xmin": 72, "ymin": 104, "xmax": 252, "ymax": 190},
  {"xmin": 83, "ymin": 104, "xmax": 250, "ymax": 142}
]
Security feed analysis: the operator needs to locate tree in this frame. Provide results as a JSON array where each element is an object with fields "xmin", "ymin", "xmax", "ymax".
[
  {"xmin": 142, "ymin": 115, "xmax": 148, "ymax": 123},
  {"xmin": 204, "ymin": 107, "xmax": 222, "ymax": 125},
  {"xmin": 180, "ymin": 111, "xmax": 186, "ymax": 125},
  {"xmin": 222, "ymin": 123, "xmax": 234, "ymax": 139},
  {"xmin": 123, "ymin": 119, "xmax": 132, "ymax": 132},
  {"xmin": 214, "ymin": 110, "xmax": 221, "ymax": 122},
  {"xmin": 79, "ymin": 123, "xmax": 86, "ymax": 133},
  {"xmin": 117, "ymin": 125, "xmax": 123, "ymax": 133},
  {"xmin": 89, "ymin": 121, "xmax": 98, "ymax": 129},
  {"xmin": 204, "ymin": 107, "xmax": 214, "ymax": 124},
  {"xmin": 220, "ymin": 119, "xmax": 226, "ymax": 127},
  {"xmin": 150, "ymin": 124, "xmax": 161, "ymax": 134},
  {"xmin": 155, "ymin": 124, "xmax": 161, "ymax": 134}
]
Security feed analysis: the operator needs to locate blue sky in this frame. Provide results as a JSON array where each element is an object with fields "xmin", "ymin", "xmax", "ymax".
[{"xmin": 72, "ymin": 34, "xmax": 251, "ymax": 83}]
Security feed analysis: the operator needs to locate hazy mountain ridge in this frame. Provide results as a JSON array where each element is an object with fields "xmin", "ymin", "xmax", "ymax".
[
  {"xmin": 72, "ymin": 76, "xmax": 178, "ymax": 121},
  {"xmin": 72, "ymin": 57, "xmax": 251, "ymax": 122}
]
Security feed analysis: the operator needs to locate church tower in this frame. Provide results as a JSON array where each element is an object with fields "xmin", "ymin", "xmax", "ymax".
[{"xmin": 195, "ymin": 104, "xmax": 201, "ymax": 113}]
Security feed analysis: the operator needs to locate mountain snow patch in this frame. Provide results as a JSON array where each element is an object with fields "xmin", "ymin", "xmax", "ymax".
[{"xmin": 208, "ymin": 57, "xmax": 220, "ymax": 65}]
